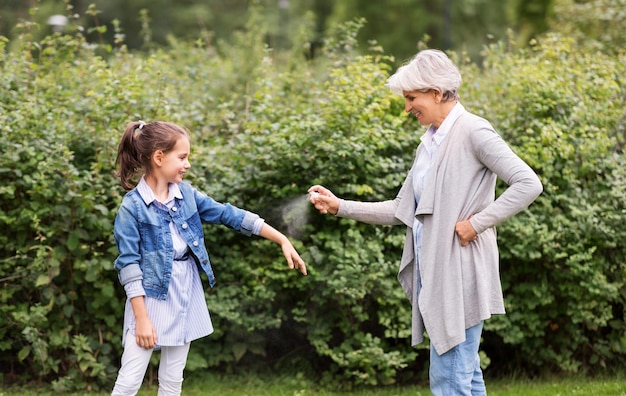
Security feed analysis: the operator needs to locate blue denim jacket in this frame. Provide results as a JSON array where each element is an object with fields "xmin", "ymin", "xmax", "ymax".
[{"xmin": 114, "ymin": 181, "xmax": 259, "ymax": 300}]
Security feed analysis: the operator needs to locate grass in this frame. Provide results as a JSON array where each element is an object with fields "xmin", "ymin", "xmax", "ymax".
[
  {"xmin": 178, "ymin": 376, "xmax": 626, "ymax": 396},
  {"xmin": 2, "ymin": 373, "xmax": 625, "ymax": 396}
]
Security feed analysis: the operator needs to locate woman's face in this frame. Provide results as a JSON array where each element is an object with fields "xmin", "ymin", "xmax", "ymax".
[{"xmin": 403, "ymin": 89, "xmax": 438, "ymax": 126}]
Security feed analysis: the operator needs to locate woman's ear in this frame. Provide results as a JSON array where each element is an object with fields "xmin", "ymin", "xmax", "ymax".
[{"xmin": 433, "ymin": 90, "xmax": 441, "ymax": 104}]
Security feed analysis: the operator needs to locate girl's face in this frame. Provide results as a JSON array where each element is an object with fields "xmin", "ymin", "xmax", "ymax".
[
  {"xmin": 157, "ymin": 136, "xmax": 191, "ymax": 184},
  {"xmin": 403, "ymin": 89, "xmax": 438, "ymax": 126}
]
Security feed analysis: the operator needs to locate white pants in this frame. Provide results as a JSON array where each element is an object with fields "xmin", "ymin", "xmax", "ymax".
[{"xmin": 111, "ymin": 335, "xmax": 191, "ymax": 396}]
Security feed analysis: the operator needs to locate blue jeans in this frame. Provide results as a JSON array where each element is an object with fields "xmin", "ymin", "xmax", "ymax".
[{"xmin": 429, "ymin": 321, "xmax": 486, "ymax": 396}]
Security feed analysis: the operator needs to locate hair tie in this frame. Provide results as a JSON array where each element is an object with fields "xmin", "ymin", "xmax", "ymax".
[{"xmin": 137, "ymin": 120, "xmax": 146, "ymax": 130}]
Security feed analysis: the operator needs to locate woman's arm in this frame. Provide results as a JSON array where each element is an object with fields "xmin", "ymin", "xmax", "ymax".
[
  {"xmin": 469, "ymin": 126, "xmax": 543, "ymax": 233},
  {"xmin": 308, "ymin": 184, "xmax": 402, "ymax": 226}
]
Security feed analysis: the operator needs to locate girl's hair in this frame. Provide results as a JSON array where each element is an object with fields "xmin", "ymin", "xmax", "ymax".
[
  {"xmin": 115, "ymin": 121, "xmax": 190, "ymax": 190},
  {"xmin": 387, "ymin": 49, "xmax": 462, "ymax": 102}
]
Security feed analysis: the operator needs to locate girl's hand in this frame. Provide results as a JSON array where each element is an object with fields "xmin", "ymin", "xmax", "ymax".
[
  {"xmin": 259, "ymin": 224, "xmax": 307, "ymax": 275},
  {"xmin": 308, "ymin": 185, "xmax": 340, "ymax": 215},
  {"xmin": 280, "ymin": 239, "xmax": 307, "ymax": 276},
  {"xmin": 130, "ymin": 296, "xmax": 158, "ymax": 349},
  {"xmin": 455, "ymin": 216, "xmax": 478, "ymax": 247},
  {"xmin": 134, "ymin": 315, "xmax": 157, "ymax": 349}
]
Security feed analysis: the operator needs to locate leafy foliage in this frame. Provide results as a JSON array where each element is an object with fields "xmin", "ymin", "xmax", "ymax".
[
  {"xmin": 0, "ymin": 3, "xmax": 624, "ymax": 393},
  {"xmin": 551, "ymin": 0, "xmax": 626, "ymax": 55}
]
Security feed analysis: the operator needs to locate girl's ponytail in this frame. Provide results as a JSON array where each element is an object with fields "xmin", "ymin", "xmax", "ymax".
[{"xmin": 115, "ymin": 121, "xmax": 145, "ymax": 190}]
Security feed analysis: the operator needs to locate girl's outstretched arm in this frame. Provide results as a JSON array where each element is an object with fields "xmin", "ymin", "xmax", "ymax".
[{"xmin": 259, "ymin": 224, "xmax": 307, "ymax": 275}]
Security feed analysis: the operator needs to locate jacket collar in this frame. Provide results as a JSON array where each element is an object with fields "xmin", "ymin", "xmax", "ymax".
[{"xmin": 136, "ymin": 176, "xmax": 183, "ymax": 206}]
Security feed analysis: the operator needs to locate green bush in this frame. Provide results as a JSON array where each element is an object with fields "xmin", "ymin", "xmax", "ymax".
[
  {"xmin": 0, "ymin": 4, "xmax": 624, "ymax": 392},
  {"xmin": 461, "ymin": 34, "xmax": 626, "ymax": 374}
]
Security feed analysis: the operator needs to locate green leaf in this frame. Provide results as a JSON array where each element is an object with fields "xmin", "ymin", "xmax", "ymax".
[
  {"xmin": 232, "ymin": 342, "xmax": 247, "ymax": 362},
  {"xmin": 18, "ymin": 346, "xmax": 31, "ymax": 361},
  {"xmin": 67, "ymin": 231, "xmax": 80, "ymax": 252},
  {"xmin": 35, "ymin": 274, "xmax": 50, "ymax": 287}
]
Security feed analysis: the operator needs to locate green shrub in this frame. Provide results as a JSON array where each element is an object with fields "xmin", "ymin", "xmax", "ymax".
[{"xmin": 0, "ymin": 4, "xmax": 624, "ymax": 392}]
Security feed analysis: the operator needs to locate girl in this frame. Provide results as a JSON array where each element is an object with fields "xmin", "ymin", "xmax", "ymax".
[{"xmin": 111, "ymin": 121, "xmax": 307, "ymax": 395}]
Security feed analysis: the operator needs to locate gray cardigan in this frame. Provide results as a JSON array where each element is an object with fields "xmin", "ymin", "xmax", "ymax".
[{"xmin": 337, "ymin": 108, "xmax": 543, "ymax": 354}]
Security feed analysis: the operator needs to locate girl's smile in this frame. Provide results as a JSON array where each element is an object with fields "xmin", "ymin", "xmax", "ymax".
[{"xmin": 159, "ymin": 137, "xmax": 191, "ymax": 184}]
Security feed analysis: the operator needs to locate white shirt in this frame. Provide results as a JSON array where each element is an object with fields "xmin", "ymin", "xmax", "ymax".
[{"xmin": 413, "ymin": 102, "xmax": 464, "ymax": 290}]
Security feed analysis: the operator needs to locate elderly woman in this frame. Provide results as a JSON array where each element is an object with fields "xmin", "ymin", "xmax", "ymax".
[{"xmin": 309, "ymin": 49, "xmax": 542, "ymax": 395}]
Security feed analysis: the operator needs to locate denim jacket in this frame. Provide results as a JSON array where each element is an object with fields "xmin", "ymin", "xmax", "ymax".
[{"xmin": 114, "ymin": 181, "xmax": 259, "ymax": 300}]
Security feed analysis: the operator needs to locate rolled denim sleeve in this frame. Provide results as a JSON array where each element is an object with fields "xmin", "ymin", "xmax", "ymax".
[
  {"xmin": 240, "ymin": 211, "xmax": 262, "ymax": 236},
  {"xmin": 118, "ymin": 263, "xmax": 143, "ymax": 286}
]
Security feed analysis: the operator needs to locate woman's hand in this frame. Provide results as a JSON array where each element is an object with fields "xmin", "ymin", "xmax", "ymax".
[
  {"xmin": 455, "ymin": 216, "xmax": 478, "ymax": 247},
  {"xmin": 308, "ymin": 185, "xmax": 340, "ymax": 215}
]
